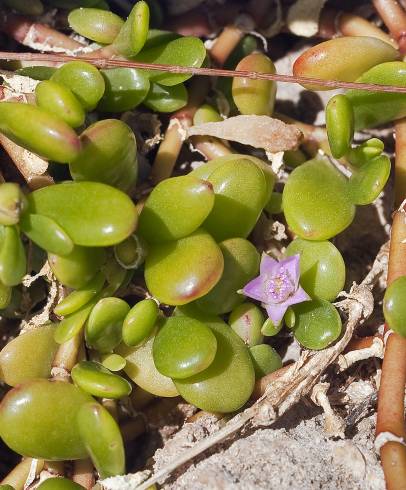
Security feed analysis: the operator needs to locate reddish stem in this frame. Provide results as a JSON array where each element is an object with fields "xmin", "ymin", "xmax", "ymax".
[
  {"xmin": 210, "ymin": 25, "xmax": 244, "ymax": 67},
  {"xmin": 376, "ymin": 119, "xmax": 406, "ymax": 490},
  {"xmin": 191, "ymin": 135, "xmax": 233, "ymax": 160},
  {"xmin": 373, "ymin": 0, "xmax": 406, "ymax": 53},
  {"xmin": 0, "ymin": 12, "xmax": 85, "ymax": 52},
  {"xmin": 395, "ymin": 118, "xmax": 406, "ymax": 207},
  {"xmin": 319, "ymin": 8, "xmax": 397, "ymax": 47}
]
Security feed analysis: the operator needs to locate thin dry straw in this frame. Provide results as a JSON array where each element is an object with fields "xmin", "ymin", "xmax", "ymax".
[{"xmin": 2, "ymin": 50, "xmax": 406, "ymax": 93}]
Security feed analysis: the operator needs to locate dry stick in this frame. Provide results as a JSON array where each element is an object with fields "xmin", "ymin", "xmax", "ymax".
[
  {"xmin": 254, "ymin": 335, "xmax": 380, "ymax": 401},
  {"xmin": 0, "ymin": 12, "xmax": 85, "ymax": 53},
  {"xmin": 318, "ymin": 7, "xmax": 397, "ymax": 47},
  {"xmin": 3, "ymin": 51, "xmax": 406, "ymax": 93},
  {"xmin": 372, "ymin": 0, "xmax": 406, "ymax": 53},
  {"xmin": 376, "ymin": 121, "xmax": 406, "ymax": 489},
  {"xmin": 1, "ymin": 458, "xmax": 44, "ymax": 490}
]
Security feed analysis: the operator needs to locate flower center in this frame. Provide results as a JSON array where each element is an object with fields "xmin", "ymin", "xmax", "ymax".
[{"xmin": 264, "ymin": 267, "xmax": 295, "ymax": 304}]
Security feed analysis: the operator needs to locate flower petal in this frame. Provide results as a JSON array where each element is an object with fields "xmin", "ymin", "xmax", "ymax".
[
  {"xmin": 242, "ymin": 276, "xmax": 267, "ymax": 302},
  {"xmin": 265, "ymin": 303, "xmax": 287, "ymax": 325},
  {"xmin": 260, "ymin": 253, "xmax": 279, "ymax": 276},
  {"xmin": 280, "ymin": 254, "xmax": 301, "ymax": 288},
  {"xmin": 284, "ymin": 285, "xmax": 311, "ymax": 307}
]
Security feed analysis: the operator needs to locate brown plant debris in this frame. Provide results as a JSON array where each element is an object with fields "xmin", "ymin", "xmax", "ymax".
[{"xmin": 188, "ymin": 115, "xmax": 303, "ymax": 153}]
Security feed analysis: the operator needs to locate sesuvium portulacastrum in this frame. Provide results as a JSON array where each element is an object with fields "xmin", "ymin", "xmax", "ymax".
[{"xmin": 241, "ymin": 254, "xmax": 311, "ymax": 325}]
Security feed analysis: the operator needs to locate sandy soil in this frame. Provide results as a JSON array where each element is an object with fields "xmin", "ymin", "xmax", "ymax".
[{"xmin": 161, "ymin": 403, "xmax": 384, "ymax": 490}]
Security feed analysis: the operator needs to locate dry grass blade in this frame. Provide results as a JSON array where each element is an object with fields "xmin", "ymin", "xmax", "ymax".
[
  {"xmin": 2, "ymin": 51, "xmax": 406, "ymax": 93},
  {"xmin": 188, "ymin": 115, "xmax": 302, "ymax": 152},
  {"xmin": 130, "ymin": 244, "xmax": 388, "ymax": 490}
]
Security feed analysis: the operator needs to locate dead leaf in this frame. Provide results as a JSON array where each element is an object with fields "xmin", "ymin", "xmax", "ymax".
[{"xmin": 188, "ymin": 115, "xmax": 302, "ymax": 153}]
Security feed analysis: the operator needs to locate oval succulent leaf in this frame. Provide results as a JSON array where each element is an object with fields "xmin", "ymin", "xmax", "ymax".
[
  {"xmin": 293, "ymin": 36, "xmax": 399, "ymax": 90},
  {"xmin": 98, "ymin": 68, "xmax": 150, "ymax": 112},
  {"xmin": 0, "ymin": 379, "xmax": 93, "ymax": 460},
  {"xmin": 70, "ymin": 119, "xmax": 138, "ymax": 192},
  {"xmin": 134, "ymin": 36, "xmax": 206, "ymax": 86},
  {"xmin": 113, "ymin": 1, "xmax": 150, "ymax": 58},
  {"xmin": 77, "ymin": 402, "xmax": 125, "ymax": 478},
  {"xmin": 28, "ymin": 182, "xmax": 138, "ymax": 247},
  {"xmin": 0, "ymin": 102, "xmax": 81, "ymax": 163},
  {"xmin": 68, "ymin": 8, "xmax": 124, "ymax": 44}
]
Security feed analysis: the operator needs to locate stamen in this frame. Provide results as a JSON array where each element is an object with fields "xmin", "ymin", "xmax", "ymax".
[{"xmin": 264, "ymin": 267, "xmax": 295, "ymax": 304}]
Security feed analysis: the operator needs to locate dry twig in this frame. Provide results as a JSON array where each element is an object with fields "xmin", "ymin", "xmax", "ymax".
[{"xmin": 0, "ymin": 12, "xmax": 86, "ymax": 54}]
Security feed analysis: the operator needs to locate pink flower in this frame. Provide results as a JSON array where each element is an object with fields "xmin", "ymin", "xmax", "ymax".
[{"xmin": 241, "ymin": 253, "xmax": 310, "ymax": 325}]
